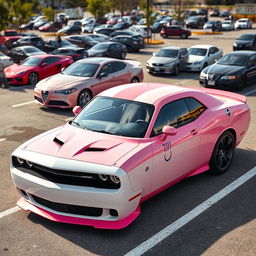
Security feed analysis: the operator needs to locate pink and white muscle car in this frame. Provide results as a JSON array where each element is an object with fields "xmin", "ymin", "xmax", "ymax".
[{"xmin": 10, "ymin": 83, "xmax": 250, "ymax": 229}]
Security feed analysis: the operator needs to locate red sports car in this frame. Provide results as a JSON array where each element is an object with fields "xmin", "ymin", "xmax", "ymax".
[{"xmin": 4, "ymin": 55, "xmax": 73, "ymax": 85}]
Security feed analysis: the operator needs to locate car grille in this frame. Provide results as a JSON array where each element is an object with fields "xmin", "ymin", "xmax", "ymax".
[
  {"xmin": 207, "ymin": 73, "xmax": 220, "ymax": 81},
  {"xmin": 12, "ymin": 158, "xmax": 120, "ymax": 189},
  {"xmin": 31, "ymin": 194, "xmax": 103, "ymax": 217},
  {"xmin": 152, "ymin": 63, "xmax": 164, "ymax": 67},
  {"xmin": 41, "ymin": 91, "xmax": 49, "ymax": 102}
]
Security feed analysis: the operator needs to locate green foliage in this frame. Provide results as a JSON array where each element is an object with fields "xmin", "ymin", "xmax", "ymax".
[
  {"xmin": 11, "ymin": 0, "xmax": 33, "ymax": 27},
  {"xmin": 66, "ymin": 0, "xmax": 87, "ymax": 8},
  {"xmin": 43, "ymin": 6, "xmax": 56, "ymax": 22},
  {"xmin": 87, "ymin": 0, "xmax": 110, "ymax": 20},
  {"xmin": 0, "ymin": 0, "xmax": 11, "ymax": 30},
  {"xmin": 140, "ymin": 0, "xmax": 155, "ymax": 27},
  {"xmin": 110, "ymin": 0, "xmax": 140, "ymax": 15},
  {"xmin": 172, "ymin": 0, "xmax": 194, "ymax": 21}
]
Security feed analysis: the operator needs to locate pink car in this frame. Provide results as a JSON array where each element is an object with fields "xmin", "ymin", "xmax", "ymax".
[
  {"xmin": 11, "ymin": 83, "xmax": 250, "ymax": 229},
  {"xmin": 34, "ymin": 57, "xmax": 143, "ymax": 108}
]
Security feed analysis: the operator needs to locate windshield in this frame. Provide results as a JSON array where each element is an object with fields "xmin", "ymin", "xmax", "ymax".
[
  {"xmin": 238, "ymin": 19, "xmax": 247, "ymax": 23},
  {"xmin": 222, "ymin": 21, "xmax": 231, "ymax": 25},
  {"xmin": 189, "ymin": 48, "xmax": 207, "ymax": 56},
  {"xmin": 156, "ymin": 49, "xmax": 179, "ymax": 58},
  {"xmin": 62, "ymin": 62, "xmax": 99, "ymax": 77},
  {"xmin": 4, "ymin": 31, "xmax": 18, "ymax": 36},
  {"xmin": 61, "ymin": 39, "xmax": 72, "ymax": 46},
  {"xmin": 238, "ymin": 34, "xmax": 254, "ymax": 40},
  {"xmin": 92, "ymin": 43, "xmax": 109, "ymax": 50},
  {"xmin": 0, "ymin": 52, "xmax": 5, "ymax": 57},
  {"xmin": 188, "ymin": 17, "xmax": 198, "ymax": 21},
  {"xmin": 72, "ymin": 96, "xmax": 154, "ymax": 138},
  {"xmin": 217, "ymin": 54, "xmax": 248, "ymax": 66},
  {"xmin": 21, "ymin": 57, "xmax": 42, "ymax": 66},
  {"xmin": 25, "ymin": 47, "xmax": 41, "ymax": 53}
]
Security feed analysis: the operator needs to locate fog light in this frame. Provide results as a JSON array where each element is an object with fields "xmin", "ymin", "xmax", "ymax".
[
  {"xmin": 98, "ymin": 174, "xmax": 108, "ymax": 181},
  {"xmin": 110, "ymin": 175, "xmax": 120, "ymax": 184},
  {"xmin": 110, "ymin": 209, "xmax": 118, "ymax": 217},
  {"xmin": 17, "ymin": 157, "xmax": 24, "ymax": 165}
]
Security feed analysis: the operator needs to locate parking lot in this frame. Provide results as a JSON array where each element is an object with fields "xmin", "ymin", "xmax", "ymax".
[{"xmin": 1, "ymin": 27, "xmax": 256, "ymax": 256}]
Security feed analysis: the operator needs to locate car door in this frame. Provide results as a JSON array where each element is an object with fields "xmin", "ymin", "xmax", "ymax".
[
  {"xmin": 208, "ymin": 47, "xmax": 221, "ymax": 65},
  {"xmin": 149, "ymin": 98, "xmax": 201, "ymax": 192},
  {"xmin": 39, "ymin": 56, "xmax": 62, "ymax": 78},
  {"xmin": 246, "ymin": 54, "xmax": 256, "ymax": 84},
  {"xmin": 179, "ymin": 48, "xmax": 189, "ymax": 69},
  {"xmin": 108, "ymin": 43, "xmax": 119, "ymax": 58},
  {"xmin": 110, "ymin": 61, "xmax": 129, "ymax": 85}
]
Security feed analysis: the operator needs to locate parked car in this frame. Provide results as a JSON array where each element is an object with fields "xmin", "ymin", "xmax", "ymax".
[
  {"xmin": 0, "ymin": 51, "xmax": 13, "ymax": 70},
  {"xmin": 112, "ymin": 22, "xmax": 131, "ymax": 30},
  {"xmin": 129, "ymin": 25, "xmax": 152, "ymax": 38},
  {"xmin": 8, "ymin": 46, "xmax": 46, "ymax": 63},
  {"xmin": 52, "ymin": 47, "xmax": 88, "ymax": 61},
  {"xmin": 110, "ymin": 30, "xmax": 141, "ymax": 38},
  {"xmin": 4, "ymin": 54, "xmax": 73, "ymax": 85},
  {"xmin": 146, "ymin": 46, "xmax": 188, "ymax": 75},
  {"xmin": 93, "ymin": 28, "xmax": 115, "ymax": 36},
  {"xmin": 220, "ymin": 11, "xmax": 230, "ymax": 18},
  {"xmin": 210, "ymin": 8, "xmax": 220, "ymax": 17},
  {"xmin": 12, "ymin": 36, "xmax": 46, "ymax": 50},
  {"xmin": 85, "ymin": 34, "xmax": 110, "ymax": 42},
  {"xmin": 87, "ymin": 42, "xmax": 127, "ymax": 59},
  {"xmin": 221, "ymin": 20, "xmax": 235, "ymax": 31},
  {"xmin": 110, "ymin": 35, "xmax": 144, "ymax": 52},
  {"xmin": 0, "ymin": 30, "xmax": 21, "ymax": 49},
  {"xmin": 197, "ymin": 8, "xmax": 208, "ymax": 16},
  {"xmin": 58, "ymin": 24, "xmax": 82, "ymax": 35},
  {"xmin": 186, "ymin": 45, "xmax": 223, "ymax": 71},
  {"xmin": 200, "ymin": 51, "xmax": 256, "ymax": 91},
  {"xmin": 44, "ymin": 39, "xmax": 78, "ymax": 52},
  {"xmin": 38, "ymin": 21, "xmax": 63, "ymax": 32},
  {"xmin": 233, "ymin": 34, "xmax": 256, "ymax": 51},
  {"xmin": 64, "ymin": 35, "xmax": 98, "ymax": 49},
  {"xmin": 83, "ymin": 23, "xmax": 98, "ymax": 33},
  {"xmin": 203, "ymin": 20, "xmax": 222, "ymax": 31},
  {"xmin": 160, "ymin": 25, "xmax": 191, "ymax": 39},
  {"xmin": 151, "ymin": 21, "xmax": 163, "ymax": 33},
  {"xmin": 11, "ymin": 82, "xmax": 250, "ymax": 229},
  {"xmin": 34, "ymin": 57, "xmax": 143, "ymax": 108},
  {"xmin": 235, "ymin": 18, "xmax": 253, "ymax": 29},
  {"xmin": 186, "ymin": 16, "xmax": 206, "ymax": 29},
  {"xmin": 33, "ymin": 19, "xmax": 48, "ymax": 30}
]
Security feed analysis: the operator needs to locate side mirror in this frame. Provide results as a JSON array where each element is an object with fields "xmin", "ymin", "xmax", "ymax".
[
  {"xmin": 160, "ymin": 126, "xmax": 177, "ymax": 141},
  {"xmin": 41, "ymin": 62, "xmax": 47, "ymax": 67},
  {"xmin": 98, "ymin": 72, "xmax": 108, "ymax": 79},
  {"xmin": 72, "ymin": 105, "xmax": 81, "ymax": 115},
  {"xmin": 61, "ymin": 67, "xmax": 65, "ymax": 72}
]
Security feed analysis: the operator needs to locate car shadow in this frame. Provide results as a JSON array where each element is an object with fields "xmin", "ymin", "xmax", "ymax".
[
  {"xmin": 25, "ymin": 147, "xmax": 256, "ymax": 256},
  {"xmin": 39, "ymin": 106, "xmax": 73, "ymax": 118}
]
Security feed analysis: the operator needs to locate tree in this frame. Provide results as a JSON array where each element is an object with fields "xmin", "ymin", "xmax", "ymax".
[
  {"xmin": 172, "ymin": 0, "xmax": 194, "ymax": 22},
  {"xmin": 110, "ymin": 0, "xmax": 140, "ymax": 16},
  {"xmin": 0, "ymin": 0, "xmax": 11, "ymax": 30},
  {"xmin": 11, "ymin": 0, "xmax": 33, "ymax": 28},
  {"xmin": 66, "ymin": 0, "xmax": 87, "ymax": 8},
  {"xmin": 87, "ymin": 0, "xmax": 110, "ymax": 22}
]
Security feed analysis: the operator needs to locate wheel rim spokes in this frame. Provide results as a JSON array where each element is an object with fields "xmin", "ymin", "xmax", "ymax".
[
  {"xmin": 216, "ymin": 135, "xmax": 233, "ymax": 170},
  {"xmin": 79, "ymin": 92, "xmax": 90, "ymax": 107}
]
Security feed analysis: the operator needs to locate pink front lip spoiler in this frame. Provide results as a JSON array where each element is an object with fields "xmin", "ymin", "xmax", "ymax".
[{"xmin": 17, "ymin": 198, "xmax": 141, "ymax": 229}]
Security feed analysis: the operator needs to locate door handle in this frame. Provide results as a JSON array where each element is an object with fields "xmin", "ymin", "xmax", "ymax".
[{"xmin": 191, "ymin": 129, "xmax": 198, "ymax": 135}]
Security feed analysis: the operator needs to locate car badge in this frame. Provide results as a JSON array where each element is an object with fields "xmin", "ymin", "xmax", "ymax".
[{"xmin": 225, "ymin": 108, "xmax": 231, "ymax": 116}]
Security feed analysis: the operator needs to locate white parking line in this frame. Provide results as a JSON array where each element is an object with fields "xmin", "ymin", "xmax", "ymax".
[
  {"xmin": 0, "ymin": 206, "xmax": 20, "ymax": 219},
  {"xmin": 124, "ymin": 167, "xmax": 256, "ymax": 256},
  {"xmin": 0, "ymin": 138, "xmax": 6, "ymax": 143},
  {"xmin": 12, "ymin": 100, "xmax": 36, "ymax": 108},
  {"xmin": 243, "ymin": 89, "xmax": 256, "ymax": 96},
  {"xmin": 174, "ymin": 79, "xmax": 193, "ymax": 85}
]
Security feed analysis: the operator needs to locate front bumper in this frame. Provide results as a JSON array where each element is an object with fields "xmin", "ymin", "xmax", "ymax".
[
  {"xmin": 5, "ymin": 74, "xmax": 28, "ymax": 85},
  {"xmin": 34, "ymin": 87, "xmax": 78, "ymax": 108},
  {"xmin": 199, "ymin": 77, "xmax": 240, "ymax": 89},
  {"xmin": 146, "ymin": 64, "xmax": 175, "ymax": 74},
  {"xmin": 11, "ymin": 149, "xmax": 142, "ymax": 229},
  {"xmin": 185, "ymin": 63, "xmax": 203, "ymax": 72}
]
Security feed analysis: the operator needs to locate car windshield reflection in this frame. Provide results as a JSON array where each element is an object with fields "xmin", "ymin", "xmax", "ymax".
[
  {"xmin": 21, "ymin": 57, "xmax": 42, "ymax": 66},
  {"xmin": 217, "ymin": 54, "xmax": 248, "ymax": 66},
  {"xmin": 62, "ymin": 62, "xmax": 99, "ymax": 77},
  {"xmin": 71, "ymin": 96, "xmax": 154, "ymax": 138},
  {"xmin": 156, "ymin": 49, "xmax": 178, "ymax": 58}
]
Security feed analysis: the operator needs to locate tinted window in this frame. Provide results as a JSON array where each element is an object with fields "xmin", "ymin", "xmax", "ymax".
[
  {"xmin": 156, "ymin": 49, "xmax": 179, "ymax": 58},
  {"xmin": 111, "ymin": 61, "xmax": 126, "ymax": 72},
  {"xmin": 185, "ymin": 97, "xmax": 206, "ymax": 119},
  {"xmin": 63, "ymin": 62, "xmax": 99, "ymax": 77},
  {"xmin": 248, "ymin": 54, "xmax": 256, "ymax": 67},
  {"xmin": 217, "ymin": 54, "xmax": 249, "ymax": 66},
  {"xmin": 21, "ymin": 57, "xmax": 42, "ymax": 66},
  {"xmin": 239, "ymin": 34, "xmax": 254, "ymax": 40},
  {"xmin": 42, "ymin": 56, "xmax": 61, "ymax": 64},
  {"xmin": 152, "ymin": 99, "xmax": 192, "ymax": 136},
  {"xmin": 98, "ymin": 63, "xmax": 113, "ymax": 75},
  {"xmin": 189, "ymin": 48, "xmax": 207, "ymax": 56}
]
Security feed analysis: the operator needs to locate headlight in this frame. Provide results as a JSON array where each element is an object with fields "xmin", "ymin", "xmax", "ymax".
[
  {"xmin": 55, "ymin": 88, "xmax": 77, "ymax": 95},
  {"xmin": 200, "ymin": 71, "xmax": 207, "ymax": 78},
  {"xmin": 233, "ymin": 43, "xmax": 237, "ymax": 46},
  {"xmin": 12, "ymin": 156, "xmax": 33, "ymax": 168},
  {"xmin": 15, "ymin": 71, "xmax": 26, "ymax": 75},
  {"xmin": 193, "ymin": 61, "xmax": 202, "ymax": 65},
  {"xmin": 220, "ymin": 75, "xmax": 237, "ymax": 80},
  {"xmin": 97, "ymin": 174, "xmax": 120, "ymax": 185}
]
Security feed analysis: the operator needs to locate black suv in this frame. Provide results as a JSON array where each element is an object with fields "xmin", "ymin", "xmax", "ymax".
[
  {"xmin": 233, "ymin": 34, "xmax": 256, "ymax": 51},
  {"xmin": 186, "ymin": 16, "xmax": 206, "ymax": 29},
  {"xmin": 12, "ymin": 36, "xmax": 45, "ymax": 50}
]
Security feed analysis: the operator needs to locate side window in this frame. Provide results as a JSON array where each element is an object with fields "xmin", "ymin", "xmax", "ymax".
[
  {"xmin": 42, "ymin": 56, "xmax": 61, "ymax": 64},
  {"xmin": 184, "ymin": 97, "xmax": 206, "ymax": 120},
  {"xmin": 111, "ymin": 61, "xmax": 127, "ymax": 72},
  {"xmin": 249, "ymin": 55, "xmax": 256, "ymax": 67},
  {"xmin": 109, "ymin": 44, "xmax": 115, "ymax": 51},
  {"xmin": 99, "ymin": 63, "xmax": 113, "ymax": 75},
  {"xmin": 151, "ymin": 99, "xmax": 193, "ymax": 136}
]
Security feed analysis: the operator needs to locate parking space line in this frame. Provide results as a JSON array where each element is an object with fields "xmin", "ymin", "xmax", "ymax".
[
  {"xmin": 0, "ymin": 206, "xmax": 20, "ymax": 219},
  {"xmin": 174, "ymin": 79, "xmax": 193, "ymax": 85},
  {"xmin": 0, "ymin": 138, "xmax": 6, "ymax": 143},
  {"xmin": 12, "ymin": 100, "xmax": 36, "ymax": 108},
  {"xmin": 124, "ymin": 167, "xmax": 256, "ymax": 256}
]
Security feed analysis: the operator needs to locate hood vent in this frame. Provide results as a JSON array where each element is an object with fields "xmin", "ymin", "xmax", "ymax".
[
  {"xmin": 53, "ymin": 137, "xmax": 64, "ymax": 146},
  {"xmin": 84, "ymin": 147, "xmax": 106, "ymax": 152}
]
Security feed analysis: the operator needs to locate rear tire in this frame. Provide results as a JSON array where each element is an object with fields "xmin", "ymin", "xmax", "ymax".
[
  {"xmin": 209, "ymin": 131, "xmax": 235, "ymax": 175},
  {"xmin": 131, "ymin": 77, "xmax": 140, "ymax": 83}
]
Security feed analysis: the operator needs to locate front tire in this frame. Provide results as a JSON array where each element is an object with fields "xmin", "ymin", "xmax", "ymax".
[
  {"xmin": 180, "ymin": 33, "xmax": 187, "ymax": 39},
  {"xmin": 173, "ymin": 65, "xmax": 180, "ymax": 76},
  {"xmin": 120, "ymin": 51, "xmax": 126, "ymax": 59},
  {"xmin": 131, "ymin": 77, "xmax": 140, "ymax": 83},
  {"xmin": 28, "ymin": 72, "xmax": 39, "ymax": 85},
  {"xmin": 209, "ymin": 131, "xmax": 235, "ymax": 175},
  {"xmin": 236, "ymin": 77, "xmax": 246, "ymax": 91},
  {"xmin": 77, "ymin": 89, "xmax": 92, "ymax": 108}
]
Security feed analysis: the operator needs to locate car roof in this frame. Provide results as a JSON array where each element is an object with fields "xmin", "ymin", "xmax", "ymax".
[
  {"xmin": 99, "ymin": 83, "xmax": 200, "ymax": 105},
  {"xmin": 77, "ymin": 57, "xmax": 118, "ymax": 64},
  {"xmin": 189, "ymin": 45, "xmax": 216, "ymax": 49},
  {"xmin": 161, "ymin": 46, "xmax": 183, "ymax": 50},
  {"xmin": 228, "ymin": 50, "xmax": 256, "ymax": 56}
]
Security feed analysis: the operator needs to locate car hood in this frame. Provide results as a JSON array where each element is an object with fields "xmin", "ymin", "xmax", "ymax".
[
  {"xmin": 204, "ymin": 63, "xmax": 245, "ymax": 75},
  {"xmin": 235, "ymin": 39, "xmax": 252, "ymax": 45},
  {"xmin": 187, "ymin": 55, "xmax": 205, "ymax": 62},
  {"xmin": 36, "ymin": 73, "xmax": 92, "ymax": 90},
  {"xmin": 87, "ymin": 49, "xmax": 106, "ymax": 56},
  {"xmin": 5, "ymin": 64, "xmax": 33, "ymax": 74},
  {"xmin": 148, "ymin": 56, "xmax": 176, "ymax": 64},
  {"xmin": 22, "ymin": 124, "xmax": 139, "ymax": 166}
]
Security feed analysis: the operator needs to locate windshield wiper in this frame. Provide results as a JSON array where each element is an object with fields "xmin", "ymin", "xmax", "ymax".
[
  {"xmin": 69, "ymin": 120, "xmax": 88, "ymax": 130},
  {"xmin": 92, "ymin": 129, "xmax": 116, "ymax": 135}
]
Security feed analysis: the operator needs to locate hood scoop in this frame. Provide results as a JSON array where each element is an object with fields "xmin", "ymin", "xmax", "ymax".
[
  {"xmin": 53, "ymin": 130, "xmax": 76, "ymax": 146},
  {"xmin": 84, "ymin": 147, "xmax": 106, "ymax": 152},
  {"xmin": 53, "ymin": 137, "xmax": 64, "ymax": 146}
]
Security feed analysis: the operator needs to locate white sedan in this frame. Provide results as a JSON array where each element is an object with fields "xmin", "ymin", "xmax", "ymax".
[
  {"xmin": 234, "ymin": 18, "xmax": 253, "ymax": 29},
  {"xmin": 185, "ymin": 45, "xmax": 223, "ymax": 72},
  {"xmin": 221, "ymin": 20, "xmax": 234, "ymax": 31},
  {"xmin": 0, "ymin": 52, "xmax": 13, "ymax": 71}
]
